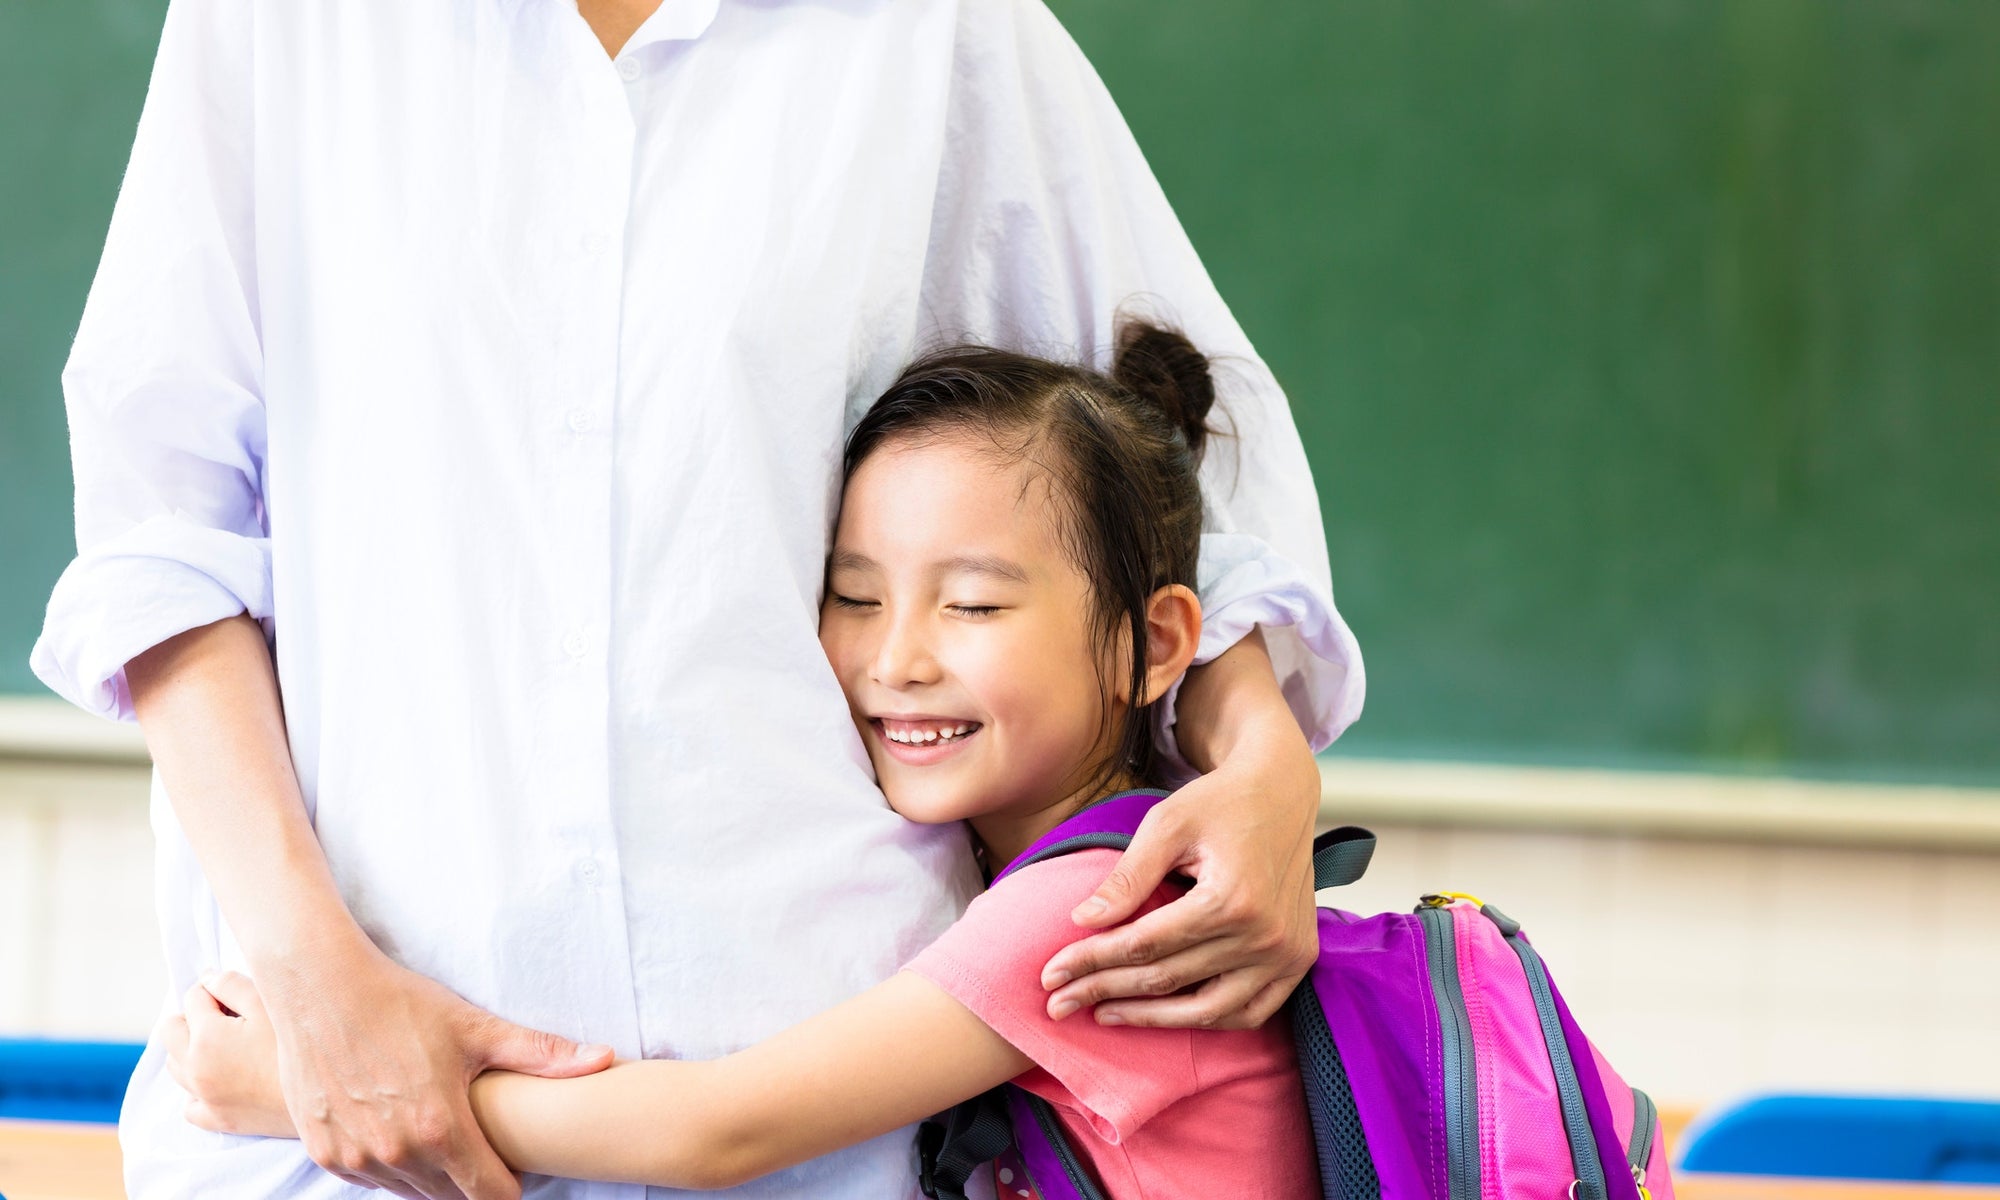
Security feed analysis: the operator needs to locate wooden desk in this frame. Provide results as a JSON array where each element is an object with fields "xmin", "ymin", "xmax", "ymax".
[
  {"xmin": 1678, "ymin": 1179, "xmax": 2000, "ymax": 1200},
  {"xmin": 6, "ymin": 1116, "xmax": 1999, "ymax": 1200},
  {"xmin": 0, "ymin": 1120, "xmax": 121, "ymax": 1200}
]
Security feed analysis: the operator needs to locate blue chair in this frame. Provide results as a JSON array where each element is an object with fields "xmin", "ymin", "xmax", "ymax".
[
  {"xmin": 1680, "ymin": 1094, "xmax": 2000, "ymax": 1183},
  {"xmin": 0, "ymin": 1037, "xmax": 146, "ymax": 1124}
]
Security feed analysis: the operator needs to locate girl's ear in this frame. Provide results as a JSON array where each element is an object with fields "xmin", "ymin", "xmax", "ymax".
[{"xmin": 1140, "ymin": 584, "xmax": 1202, "ymax": 704}]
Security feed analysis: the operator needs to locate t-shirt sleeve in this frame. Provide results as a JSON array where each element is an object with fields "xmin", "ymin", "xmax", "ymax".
[{"xmin": 904, "ymin": 848, "xmax": 1199, "ymax": 1142}]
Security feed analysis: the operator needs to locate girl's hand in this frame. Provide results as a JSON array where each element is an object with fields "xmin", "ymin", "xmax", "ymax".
[
  {"xmin": 162, "ymin": 970, "xmax": 298, "ymax": 1139},
  {"xmin": 1039, "ymin": 630, "xmax": 1323, "ymax": 1031}
]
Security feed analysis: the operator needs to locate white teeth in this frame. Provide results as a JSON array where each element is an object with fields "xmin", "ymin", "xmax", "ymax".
[{"xmin": 882, "ymin": 722, "xmax": 978, "ymax": 746}]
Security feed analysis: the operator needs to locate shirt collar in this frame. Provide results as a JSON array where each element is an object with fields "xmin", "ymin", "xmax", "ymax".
[
  {"xmin": 618, "ymin": 0, "xmax": 724, "ymax": 51},
  {"xmin": 525, "ymin": 0, "xmax": 723, "ymax": 51}
]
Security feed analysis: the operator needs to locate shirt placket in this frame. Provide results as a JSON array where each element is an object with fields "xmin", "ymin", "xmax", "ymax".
[{"xmin": 538, "ymin": 39, "xmax": 647, "ymax": 1110}]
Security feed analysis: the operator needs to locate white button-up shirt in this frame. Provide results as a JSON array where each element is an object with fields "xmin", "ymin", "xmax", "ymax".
[{"xmin": 32, "ymin": 1, "xmax": 1364, "ymax": 1196}]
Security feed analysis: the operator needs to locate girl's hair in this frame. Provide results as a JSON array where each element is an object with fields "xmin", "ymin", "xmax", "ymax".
[{"xmin": 843, "ymin": 320, "xmax": 1217, "ymax": 790}]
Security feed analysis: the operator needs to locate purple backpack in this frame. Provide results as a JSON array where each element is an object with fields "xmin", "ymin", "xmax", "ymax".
[{"xmin": 919, "ymin": 790, "xmax": 1675, "ymax": 1200}]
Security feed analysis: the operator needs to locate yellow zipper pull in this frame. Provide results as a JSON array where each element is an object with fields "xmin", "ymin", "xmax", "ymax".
[{"xmin": 1419, "ymin": 891, "xmax": 1486, "ymax": 909}]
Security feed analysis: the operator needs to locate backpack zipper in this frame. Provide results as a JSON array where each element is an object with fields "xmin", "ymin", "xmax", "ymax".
[
  {"xmin": 1417, "ymin": 903, "xmax": 1480, "ymax": 1200},
  {"xmin": 1484, "ymin": 906, "xmax": 1608, "ymax": 1200},
  {"xmin": 1627, "ymin": 1088, "xmax": 1658, "ymax": 1199},
  {"xmin": 1024, "ymin": 1092, "xmax": 1109, "ymax": 1200}
]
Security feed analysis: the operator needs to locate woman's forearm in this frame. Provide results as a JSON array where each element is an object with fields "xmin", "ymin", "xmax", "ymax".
[
  {"xmin": 126, "ymin": 614, "xmax": 370, "ymax": 970},
  {"xmin": 1172, "ymin": 628, "xmax": 1315, "ymax": 780}
]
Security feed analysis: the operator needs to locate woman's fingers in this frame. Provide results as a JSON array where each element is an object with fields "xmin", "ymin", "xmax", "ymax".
[
  {"xmin": 1091, "ymin": 970, "xmax": 1274, "ymax": 1031},
  {"xmin": 1064, "ymin": 806, "xmax": 1194, "ymax": 930},
  {"xmin": 437, "ymin": 1102, "xmax": 523, "ymax": 1200},
  {"xmin": 1041, "ymin": 853, "xmax": 1318, "ymax": 1029},
  {"xmin": 1235, "ymin": 974, "xmax": 1303, "ymax": 1028},
  {"xmin": 1044, "ymin": 940, "xmax": 1234, "ymax": 1020},
  {"xmin": 1043, "ymin": 870, "xmax": 1245, "ymax": 995}
]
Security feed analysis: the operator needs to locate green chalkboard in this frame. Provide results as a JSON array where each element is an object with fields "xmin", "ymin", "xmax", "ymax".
[
  {"xmin": 3, "ymin": 2, "xmax": 1996, "ymax": 786},
  {"xmin": 1049, "ymin": 0, "xmax": 2000, "ymax": 785},
  {"xmin": 1, "ymin": 1, "xmax": 172, "ymax": 699}
]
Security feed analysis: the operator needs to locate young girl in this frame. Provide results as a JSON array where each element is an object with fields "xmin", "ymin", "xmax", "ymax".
[{"xmin": 165, "ymin": 322, "xmax": 1319, "ymax": 1199}]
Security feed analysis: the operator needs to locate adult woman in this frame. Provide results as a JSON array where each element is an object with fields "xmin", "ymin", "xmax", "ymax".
[{"xmin": 35, "ymin": 1, "xmax": 1363, "ymax": 1196}]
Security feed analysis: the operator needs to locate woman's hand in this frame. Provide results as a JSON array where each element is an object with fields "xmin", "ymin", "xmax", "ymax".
[
  {"xmin": 258, "ymin": 940, "xmax": 615, "ymax": 1200},
  {"xmin": 162, "ymin": 970, "xmax": 296, "ymax": 1139},
  {"xmin": 1039, "ymin": 629, "xmax": 1324, "ymax": 1031},
  {"xmin": 160, "ymin": 945, "xmax": 617, "ymax": 1200}
]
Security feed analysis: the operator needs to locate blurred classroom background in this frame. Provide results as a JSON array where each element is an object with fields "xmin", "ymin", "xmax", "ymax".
[{"xmin": 2, "ymin": 0, "xmax": 1996, "ymax": 1196}]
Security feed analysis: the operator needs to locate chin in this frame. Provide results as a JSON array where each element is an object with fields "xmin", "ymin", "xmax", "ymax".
[{"xmin": 880, "ymin": 783, "xmax": 977, "ymax": 827}]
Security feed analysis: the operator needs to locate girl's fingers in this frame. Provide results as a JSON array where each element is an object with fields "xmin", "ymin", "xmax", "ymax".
[
  {"xmin": 160, "ymin": 1015, "xmax": 193, "ymax": 1091},
  {"xmin": 201, "ymin": 969, "xmax": 263, "ymax": 1020},
  {"xmin": 183, "ymin": 978, "xmax": 224, "ymax": 1019}
]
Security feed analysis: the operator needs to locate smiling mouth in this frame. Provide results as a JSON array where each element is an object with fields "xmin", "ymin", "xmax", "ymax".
[
  {"xmin": 871, "ymin": 717, "xmax": 983, "ymax": 760},
  {"xmin": 876, "ymin": 717, "xmax": 982, "ymax": 745}
]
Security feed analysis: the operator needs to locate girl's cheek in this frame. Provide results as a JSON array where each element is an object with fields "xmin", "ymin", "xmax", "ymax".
[{"xmin": 818, "ymin": 620, "xmax": 866, "ymax": 685}]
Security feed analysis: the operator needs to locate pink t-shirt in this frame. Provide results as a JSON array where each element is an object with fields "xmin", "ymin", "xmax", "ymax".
[{"xmin": 905, "ymin": 849, "xmax": 1317, "ymax": 1200}]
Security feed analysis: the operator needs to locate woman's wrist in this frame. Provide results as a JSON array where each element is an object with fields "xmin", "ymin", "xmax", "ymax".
[
  {"xmin": 1216, "ymin": 712, "xmax": 1319, "ymax": 790},
  {"xmin": 245, "ymin": 915, "xmax": 386, "ymax": 1012},
  {"xmin": 1173, "ymin": 628, "xmax": 1304, "ymax": 775}
]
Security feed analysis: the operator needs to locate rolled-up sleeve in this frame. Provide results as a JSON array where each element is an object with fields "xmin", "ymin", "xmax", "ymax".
[
  {"xmin": 918, "ymin": 0, "xmax": 1365, "ymax": 772},
  {"xmin": 30, "ymin": 0, "xmax": 270, "ymax": 722}
]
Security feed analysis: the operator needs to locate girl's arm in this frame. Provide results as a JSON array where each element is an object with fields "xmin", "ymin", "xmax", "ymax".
[{"xmin": 169, "ymin": 968, "xmax": 1029, "ymax": 1191}]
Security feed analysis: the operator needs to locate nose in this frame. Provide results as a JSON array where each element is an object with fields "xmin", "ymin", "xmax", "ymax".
[{"xmin": 871, "ymin": 609, "xmax": 942, "ymax": 689}]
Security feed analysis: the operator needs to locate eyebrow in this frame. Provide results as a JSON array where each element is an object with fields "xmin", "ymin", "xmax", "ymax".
[
  {"xmin": 940, "ymin": 553, "xmax": 1031, "ymax": 584},
  {"xmin": 828, "ymin": 549, "xmax": 1030, "ymax": 585}
]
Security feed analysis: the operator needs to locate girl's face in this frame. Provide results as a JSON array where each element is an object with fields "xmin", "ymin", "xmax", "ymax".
[{"xmin": 819, "ymin": 433, "xmax": 1126, "ymax": 856}]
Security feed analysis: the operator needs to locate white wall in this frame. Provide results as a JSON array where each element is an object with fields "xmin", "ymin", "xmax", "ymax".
[{"xmin": 0, "ymin": 758, "xmax": 164, "ymax": 1039}]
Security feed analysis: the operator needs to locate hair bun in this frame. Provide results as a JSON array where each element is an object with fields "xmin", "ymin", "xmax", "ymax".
[{"xmin": 1111, "ymin": 321, "xmax": 1215, "ymax": 459}]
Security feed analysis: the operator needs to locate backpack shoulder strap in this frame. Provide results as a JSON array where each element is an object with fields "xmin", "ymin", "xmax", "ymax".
[
  {"xmin": 918, "ymin": 1088, "xmax": 1013, "ymax": 1200},
  {"xmin": 990, "ymin": 789, "xmax": 1169, "ymax": 884},
  {"xmin": 1312, "ymin": 825, "xmax": 1376, "ymax": 890}
]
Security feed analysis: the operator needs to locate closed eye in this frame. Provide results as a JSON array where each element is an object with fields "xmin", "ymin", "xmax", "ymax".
[
  {"xmin": 948, "ymin": 605, "xmax": 1000, "ymax": 618},
  {"xmin": 828, "ymin": 594, "xmax": 878, "ymax": 609}
]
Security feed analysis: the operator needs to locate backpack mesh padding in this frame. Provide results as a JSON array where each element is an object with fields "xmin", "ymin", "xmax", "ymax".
[{"xmin": 1289, "ymin": 982, "xmax": 1382, "ymax": 1200}]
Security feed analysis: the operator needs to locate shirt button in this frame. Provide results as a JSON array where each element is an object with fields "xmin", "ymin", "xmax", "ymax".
[
  {"xmin": 566, "ymin": 408, "xmax": 595, "ymax": 433},
  {"xmin": 562, "ymin": 629, "xmax": 588, "ymax": 659},
  {"xmin": 576, "ymin": 857, "xmax": 603, "ymax": 886},
  {"xmin": 616, "ymin": 56, "xmax": 642, "ymax": 82}
]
